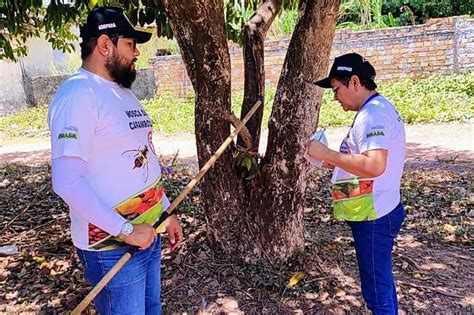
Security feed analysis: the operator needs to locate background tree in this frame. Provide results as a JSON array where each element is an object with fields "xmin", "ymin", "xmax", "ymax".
[{"xmin": 1, "ymin": 0, "xmax": 340, "ymax": 263}]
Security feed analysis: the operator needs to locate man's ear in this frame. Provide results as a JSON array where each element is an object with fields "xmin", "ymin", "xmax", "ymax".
[{"xmin": 96, "ymin": 34, "xmax": 111, "ymax": 57}]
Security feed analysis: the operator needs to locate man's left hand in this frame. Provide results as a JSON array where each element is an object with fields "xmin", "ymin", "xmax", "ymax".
[{"xmin": 166, "ymin": 215, "xmax": 183, "ymax": 252}]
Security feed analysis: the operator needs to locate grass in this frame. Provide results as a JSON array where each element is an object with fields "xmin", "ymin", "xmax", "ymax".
[
  {"xmin": 0, "ymin": 72, "xmax": 472, "ymax": 140},
  {"xmin": 319, "ymin": 72, "xmax": 474, "ymax": 127},
  {"xmin": 0, "ymin": 106, "xmax": 50, "ymax": 140}
]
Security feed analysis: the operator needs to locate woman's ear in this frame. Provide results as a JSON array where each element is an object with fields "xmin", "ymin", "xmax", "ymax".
[{"xmin": 351, "ymin": 75, "xmax": 361, "ymax": 91}]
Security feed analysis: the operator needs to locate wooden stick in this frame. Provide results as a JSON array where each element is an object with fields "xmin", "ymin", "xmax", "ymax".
[
  {"xmin": 161, "ymin": 99, "xmax": 263, "ymax": 222},
  {"xmin": 72, "ymin": 99, "xmax": 263, "ymax": 314}
]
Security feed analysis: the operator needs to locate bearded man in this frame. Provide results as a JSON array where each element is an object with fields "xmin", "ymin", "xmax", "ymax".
[{"xmin": 47, "ymin": 7, "xmax": 183, "ymax": 314}]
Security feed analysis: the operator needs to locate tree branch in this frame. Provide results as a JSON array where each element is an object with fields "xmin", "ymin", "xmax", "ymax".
[{"xmin": 238, "ymin": 0, "xmax": 282, "ymax": 152}]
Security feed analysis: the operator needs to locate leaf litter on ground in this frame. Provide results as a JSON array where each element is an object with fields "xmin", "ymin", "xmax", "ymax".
[{"xmin": 0, "ymin": 156, "xmax": 472, "ymax": 313}]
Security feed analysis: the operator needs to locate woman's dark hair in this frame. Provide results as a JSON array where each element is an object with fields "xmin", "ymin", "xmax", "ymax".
[
  {"xmin": 80, "ymin": 36, "xmax": 119, "ymax": 60},
  {"xmin": 334, "ymin": 75, "xmax": 377, "ymax": 90}
]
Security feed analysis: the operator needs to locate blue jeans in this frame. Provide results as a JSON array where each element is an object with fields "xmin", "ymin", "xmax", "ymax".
[
  {"xmin": 77, "ymin": 237, "xmax": 162, "ymax": 315},
  {"xmin": 347, "ymin": 203, "xmax": 405, "ymax": 315}
]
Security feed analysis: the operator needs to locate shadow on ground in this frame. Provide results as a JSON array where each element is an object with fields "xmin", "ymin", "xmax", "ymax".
[
  {"xmin": 406, "ymin": 142, "xmax": 472, "ymax": 162},
  {"xmin": 1, "ymin": 141, "xmax": 472, "ymax": 171}
]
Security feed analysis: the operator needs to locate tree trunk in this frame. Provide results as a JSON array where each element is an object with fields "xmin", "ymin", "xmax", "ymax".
[
  {"xmin": 164, "ymin": 0, "xmax": 340, "ymax": 264},
  {"xmin": 163, "ymin": 0, "xmax": 251, "ymax": 250},
  {"xmin": 238, "ymin": 0, "xmax": 282, "ymax": 152},
  {"xmin": 253, "ymin": 0, "xmax": 340, "ymax": 262}
]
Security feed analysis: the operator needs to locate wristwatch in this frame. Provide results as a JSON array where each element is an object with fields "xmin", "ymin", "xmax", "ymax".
[{"xmin": 118, "ymin": 222, "xmax": 134, "ymax": 239}]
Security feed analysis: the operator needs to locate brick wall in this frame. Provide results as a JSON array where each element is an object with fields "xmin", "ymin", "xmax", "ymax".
[{"xmin": 151, "ymin": 16, "xmax": 473, "ymax": 97}]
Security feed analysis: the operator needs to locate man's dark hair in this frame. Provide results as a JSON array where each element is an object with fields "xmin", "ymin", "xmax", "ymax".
[
  {"xmin": 334, "ymin": 75, "xmax": 377, "ymax": 90},
  {"xmin": 80, "ymin": 36, "xmax": 119, "ymax": 60},
  {"xmin": 80, "ymin": 37, "xmax": 98, "ymax": 60}
]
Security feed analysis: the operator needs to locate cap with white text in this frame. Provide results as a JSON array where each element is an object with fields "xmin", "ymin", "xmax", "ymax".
[
  {"xmin": 314, "ymin": 53, "xmax": 376, "ymax": 88},
  {"xmin": 80, "ymin": 6, "xmax": 152, "ymax": 44}
]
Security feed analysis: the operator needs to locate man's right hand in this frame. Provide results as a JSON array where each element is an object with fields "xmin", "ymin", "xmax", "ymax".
[{"xmin": 121, "ymin": 223, "xmax": 156, "ymax": 250}]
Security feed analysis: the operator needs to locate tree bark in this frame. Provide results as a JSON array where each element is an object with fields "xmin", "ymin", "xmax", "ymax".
[
  {"xmin": 164, "ymin": 0, "xmax": 340, "ymax": 264},
  {"xmin": 163, "ymin": 0, "xmax": 251, "ymax": 250},
  {"xmin": 240, "ymin": 0, "xmax": 340, "ymax": 262},
  {"xmin": 238, "ymin": 0, "xmax": 282, "ymax": 152}
]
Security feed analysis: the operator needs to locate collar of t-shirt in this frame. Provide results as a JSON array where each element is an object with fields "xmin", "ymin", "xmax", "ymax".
[
  {"xmin": 79, "ymin": 67, "xmax": 119, "ymax": 87},
  {"xmin": 350, "ymin": 92, "xmax": 379, "ymax": 128}
]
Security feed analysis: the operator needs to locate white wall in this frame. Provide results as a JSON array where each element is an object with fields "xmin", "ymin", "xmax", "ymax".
[
  {"xmin": 0, "ymin": 34, "xmax": 81, "ymax": 116},
  {"xmin": 0, "ymin": 60, "xmax": 28, "ymax": 115}
]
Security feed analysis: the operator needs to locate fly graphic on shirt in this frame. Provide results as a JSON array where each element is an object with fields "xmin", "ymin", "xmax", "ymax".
[{"xmin": 122, "ymin": 145, "xmax": 149, "ymax": 181}]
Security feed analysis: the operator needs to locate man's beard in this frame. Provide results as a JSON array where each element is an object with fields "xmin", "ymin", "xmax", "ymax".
[{"xmin": 105, "ymin": 52, "xmax": 137, "ymax": 88}]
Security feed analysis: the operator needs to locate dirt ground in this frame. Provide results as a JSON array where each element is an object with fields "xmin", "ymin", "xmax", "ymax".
[
  {"xmin": 1, "ymin": 122, "xmax": 473, "ymax": 165},
  {"xmin": 0, "ymin": 123, "xmax": 473, "ymax": 314}
]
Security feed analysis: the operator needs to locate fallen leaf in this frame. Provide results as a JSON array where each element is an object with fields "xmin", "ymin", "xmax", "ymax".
[
  {"xmin": 318, "ymin": 291, "xmax": 329, "ymax": 301},
  {"xmin": 5, "ymin": 291, "xmax": 18, "ymax": 300},
  {"xmin": 288, "ymin": 271, "xmax": 304, "ymax": 287},
  {"xmin": 443, "ymin": 224, "xmax": 456, "ymax": 234}
]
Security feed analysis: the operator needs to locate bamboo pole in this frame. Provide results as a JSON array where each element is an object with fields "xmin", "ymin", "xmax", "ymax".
[{"xmin": 72, "ymin": 99, "xmax": 263, "ymax": 314}]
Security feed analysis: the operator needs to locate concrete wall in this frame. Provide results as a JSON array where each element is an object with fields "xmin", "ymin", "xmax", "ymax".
[
  {"xmin": 19, "ymin": 36, "xmax": 81, "ymax": 77},
  {"xmin": 0, "ymin": 61, "xmax": 29, "ymax": 116},
  {"xmin": 0, "ymin": 67, "xmax": 156, "ymax": 116},
  {"xmin": 456, "ymin": 16, "xmax": 474, "ymax": 72},
  {"xmin": 26, "ymin": 68, "xmax": 156, "ymax": 108},
  {"xmin": 0, "ymin": 32, "xmax": 81, "ymax": 116},
  {"xmin": 131, "ymin": 68, "xmax": 156, "ymax": 100},
  {"xmin": 151, "ymin": 16, "xmax": 474, "ymax": 97}
]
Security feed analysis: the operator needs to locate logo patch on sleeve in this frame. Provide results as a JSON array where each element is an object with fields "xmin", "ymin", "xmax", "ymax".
[
  {"xmin": 366, "ymin": 131, "xmax": 385, "ymax": 138},
  {"xmin": 58, "ymin": 132, "xmax": 78, "ymax": 139}
]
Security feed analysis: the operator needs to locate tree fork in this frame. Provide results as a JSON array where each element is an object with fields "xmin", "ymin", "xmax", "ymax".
[
  {"xmin": 162, "ymin": 0, "xmax": 341, "ymax": 264},
  {"xmin": 251, "ymin": 0, "xmax": 341, "ymax": 261}
]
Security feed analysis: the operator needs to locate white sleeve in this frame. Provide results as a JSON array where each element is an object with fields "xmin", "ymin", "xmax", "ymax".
[
  {"xmin": 52, "ymin": 156, "xmax": 126, "ymax": 236},
  {"xmin": 354, "ymin": 111, "xmax": 391, "ymax": 154},
  {"xmin": 48, "ymin": 88, "xmax": 98, "ymax": 162}
]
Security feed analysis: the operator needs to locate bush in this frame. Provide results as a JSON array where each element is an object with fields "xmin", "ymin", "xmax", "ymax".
[
  {"xmin": 319, "ymin": 72, "xmax": 474, "ymax": 126},
  {"xmin": 382, "ymin": 0, "xmax": 473, "ymax": 24}
]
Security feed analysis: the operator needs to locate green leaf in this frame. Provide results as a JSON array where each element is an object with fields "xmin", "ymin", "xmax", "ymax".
[
  {"xmin": 33, "ymin": 256, "xmax": 46, "ymax": 264},
  {"xmin": 88, "ymin": 0, "xmax": 98, "ymax": 10},
  {"xmin": 242, "ymin": 157, "xmax": 252, "ymax": 171},
  {"xmin": 387, "ymin": 12, "xmax": 395, "ymax": 27}
]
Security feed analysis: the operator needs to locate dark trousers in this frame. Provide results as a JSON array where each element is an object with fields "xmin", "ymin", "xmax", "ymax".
[{"xmin": 347, "ymin": 203, "xmax": 405, "ymax": 315}]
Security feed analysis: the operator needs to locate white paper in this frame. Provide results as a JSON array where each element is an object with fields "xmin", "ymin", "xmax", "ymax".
[{"xmin": 304, "ymin": 129, "xmax": 328, "ymax": 168}]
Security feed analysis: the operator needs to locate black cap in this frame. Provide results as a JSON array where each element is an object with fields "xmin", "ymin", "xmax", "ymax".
[
  {"xmin": 314, "ymin": 53, "xmax": 376, "ymax": 88},
  {"xmin": 80, "ymin": 6, "xmax": 152, "ymax": 44}
]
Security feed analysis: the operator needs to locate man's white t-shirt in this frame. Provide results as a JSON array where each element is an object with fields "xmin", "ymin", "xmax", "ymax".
[
  {"xmin": 48, "ymin": 68, "xmax": 170, "ymax": 250},
  {"xmin": 332, "ymin": 94, "xmax": 406, "ymax": 219}
]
